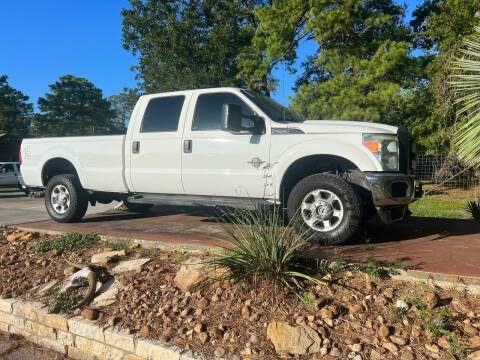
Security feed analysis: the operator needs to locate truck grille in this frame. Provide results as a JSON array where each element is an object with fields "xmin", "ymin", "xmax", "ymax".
[{"xmin": 397, "ymin": 128, "xmax": 411, "ymax": 174}]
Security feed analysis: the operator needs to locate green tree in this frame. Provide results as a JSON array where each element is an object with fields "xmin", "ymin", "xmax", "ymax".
[
  {"xmin": 121, "ymin": 0, "xmax": 268, "ymax": 93},
  {"xmin": 0, "ymin": 75, "xmax": 32, "ymax": 140},
  {"xmin": 408, "ymin": 0, "xmax": 480, "ymax": 152},
  {"xmin": 238, "ymin": 0, "xmax": 414, "ymax": 123},
  {"xmin": 32, "ymin": 75, "xmax": 121, "ymax": 137},
  {"xmin": 0, "ymin": 75, "xmax": 32, "ymax": 160},
  {"xmin": 108, "ymin": 88, "xmax": 141, "ymax": 128}
]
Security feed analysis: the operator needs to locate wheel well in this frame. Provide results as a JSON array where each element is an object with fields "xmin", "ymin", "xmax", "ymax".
[
  {"xmin": 41, "ymin": 158, "xmax": 79, "ymax": 186},
  {"xmin": 279, "ymin": 155, "xmax": 368, "ymax": 204}
]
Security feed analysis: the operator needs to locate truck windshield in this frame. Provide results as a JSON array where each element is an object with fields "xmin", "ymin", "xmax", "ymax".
[{"xmin": 241, "ymin": 90, "xmax": 305, "ymax": 123}]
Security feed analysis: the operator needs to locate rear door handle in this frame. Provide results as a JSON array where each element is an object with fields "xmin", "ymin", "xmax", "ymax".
[
  {"xmin": 132, "ymin": 141, "xmax": 140, "ymax": 154},
  {"xmin": 183, "ymin": 139, "xmax": 192, "ymax": 153}
]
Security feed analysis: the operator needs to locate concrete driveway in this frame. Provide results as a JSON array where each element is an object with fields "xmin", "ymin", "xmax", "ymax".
[
  {"xmin": 14, "ymin": 205, "xmax": 480, "ymax": 281},
  {"xmin": 0, "ymin": 190, "xmax": 118, "ymax": 226}
]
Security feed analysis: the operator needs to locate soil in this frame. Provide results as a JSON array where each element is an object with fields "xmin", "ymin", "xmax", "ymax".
[{"xmin": 1, "ymin": 227, "xmax": 480, "ymax": 360}]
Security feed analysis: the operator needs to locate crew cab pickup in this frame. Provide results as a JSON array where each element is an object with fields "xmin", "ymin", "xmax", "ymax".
[{"xmin": 20, "ymin": 87, "xmax": 421, "ymax": 244}]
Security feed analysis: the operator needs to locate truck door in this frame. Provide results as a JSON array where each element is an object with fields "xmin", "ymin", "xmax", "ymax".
[
  {"xmin": 181, "ymin": 90, "xmax": 271, "ymax": 199},
  {"xmin": 128, "ymin": 94, "xmax": 189, "ymax": 194}
]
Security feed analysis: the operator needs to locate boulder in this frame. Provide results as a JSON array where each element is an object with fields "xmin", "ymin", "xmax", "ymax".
[
  {"xmin": 111, "ymin": 258, "xmax": 151, "ymax": 274},
  {"xmin": 266, "ymin": 321, "xmax": 322, "ymax": 355},
  {"xmin": 6, "ymin": 232, "xmax": 26, "ymax": 242},
  {"xmin": 468, "ymin": 350, "xmax": 480, "ymax": 359},
  {"xmin": 81, "ymin": 308, "xmax": 100, "ymax": 321},
  {"xmin": 425, "ymin": 292, "xmax": 439, "ymax": 310},
  {"xmin": 470, "ymin": 336, "xmax": 480, "ymax": 348},
  {"xmin": 91, "ymin": 250, "xmax": 126, "ymax": 265},
  {"xmin": 174, "ymin": 258, "xmax": 209, "ymax": 292}
]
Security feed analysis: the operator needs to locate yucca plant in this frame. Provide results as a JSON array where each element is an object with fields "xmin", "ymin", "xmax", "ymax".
[
  {"xmin": 451, "ymin": 26, "xmax": 480, "ymax": 166},
  {"xmin": 211, "ymin": 207, "xmax": 321, "ymax": 290},
  {"xmin": 465, "ymin": 199, "xmax": 480, "ymax": 220}
]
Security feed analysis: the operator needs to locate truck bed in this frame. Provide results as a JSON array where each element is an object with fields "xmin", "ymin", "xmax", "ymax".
[{"xmin": 21, "ymin": 135, "xmax": 129, "ymax": 193}]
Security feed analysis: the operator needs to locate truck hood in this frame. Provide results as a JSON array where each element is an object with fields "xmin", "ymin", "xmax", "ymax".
[{"xmin": 286, "ymin": 120, "xmax": 398, "ymax": 135}]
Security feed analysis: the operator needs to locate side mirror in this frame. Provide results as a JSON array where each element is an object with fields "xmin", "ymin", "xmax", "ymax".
[{"xmin": 221, "ymin": 104, "xmax": 265, "ymax": 135}]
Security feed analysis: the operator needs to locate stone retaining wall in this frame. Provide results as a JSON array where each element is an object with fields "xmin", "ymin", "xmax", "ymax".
[{"xmin": 0, "ymin": 298, "xmax": 206, "ymax": 360}]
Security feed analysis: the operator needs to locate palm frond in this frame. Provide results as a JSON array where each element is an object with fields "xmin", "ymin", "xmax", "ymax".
[{"xmin": 450, "ymin": 26, "xmax": 480, "ymax": 166}]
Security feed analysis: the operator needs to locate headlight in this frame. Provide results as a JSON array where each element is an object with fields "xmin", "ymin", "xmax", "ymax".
[{"xmin": 362, "ymin": 133, "xmax": 399, "ymax": 171}]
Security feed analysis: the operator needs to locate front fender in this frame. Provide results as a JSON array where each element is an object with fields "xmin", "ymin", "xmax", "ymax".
[{"xmin": 271, "ymin": 137, "xmax": 382, "ymax": 199}]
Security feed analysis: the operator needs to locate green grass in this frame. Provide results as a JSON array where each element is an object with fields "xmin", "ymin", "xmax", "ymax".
[
  {"xmin": 33, "ymin": 232, "xmax": 100, "ymax": 253},
  {"xmin": 410, "ymin": 197, "xmax": 468, "ymax": 219}
]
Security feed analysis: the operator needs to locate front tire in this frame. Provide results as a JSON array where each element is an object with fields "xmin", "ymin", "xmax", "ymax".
[
  {"xmin": 287, "ymin": 173, "xmax": 363, "ymax": 245},
  {"xmin": 45, "ymin": 175, "xmax": 88, "ymax": 223}
]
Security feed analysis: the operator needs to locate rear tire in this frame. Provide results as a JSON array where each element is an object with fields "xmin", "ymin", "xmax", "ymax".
[
  {"xmin": 45, "ymin": 175, "xmax": 88, "ymax": 223},
  {"xmin": 287, "ymin": 173, "xmax": 363, "ymax": 245},
  {"xmin": 123, "ymin": 200, "xmax": 153, "ymax": 213}
]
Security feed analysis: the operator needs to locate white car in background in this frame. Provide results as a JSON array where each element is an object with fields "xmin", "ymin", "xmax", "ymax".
[{"xmin": 0, "ymin": 162, "xmax": 21, "ymax": 187}]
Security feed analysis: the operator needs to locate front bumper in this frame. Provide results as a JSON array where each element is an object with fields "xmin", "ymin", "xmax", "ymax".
[{"xmin": 365, "ymin": 172, "xmax": 422, "ymax": 224}]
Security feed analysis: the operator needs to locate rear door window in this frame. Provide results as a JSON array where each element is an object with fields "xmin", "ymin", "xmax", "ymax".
[{"xmin": 141, "ymin": 96, "xmax": 185, "ymax": 133}]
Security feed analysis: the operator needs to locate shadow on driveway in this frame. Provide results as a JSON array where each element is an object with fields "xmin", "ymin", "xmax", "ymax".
[{"xmin": 15, "ymin": 207, "xmax": 480, "ymax": 278}]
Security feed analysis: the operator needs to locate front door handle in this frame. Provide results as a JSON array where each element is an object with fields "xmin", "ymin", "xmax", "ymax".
[
  {"xmin": 132, "ymin": 141, "xmax": 140, "ymax": 154},
  {"xmin": 184, "ymin": 139, "xmax": 192, "ymax": 153}
]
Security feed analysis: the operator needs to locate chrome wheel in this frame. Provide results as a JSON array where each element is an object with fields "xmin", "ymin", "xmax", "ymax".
[
  {"xmin": 301, "ymin": 189, "xmax": 344, "ymax": 232},
  {"xmin": 50, "ymin": 185, "xmax": 71, "ymax": 214}
]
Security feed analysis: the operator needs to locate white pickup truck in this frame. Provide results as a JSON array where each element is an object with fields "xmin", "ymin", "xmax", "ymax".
[{"xmin": 20, "ymin": 87, "xmax": 421, "ymax": 244}]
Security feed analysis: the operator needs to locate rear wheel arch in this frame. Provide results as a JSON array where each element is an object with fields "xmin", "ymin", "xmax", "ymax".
[{"xmin": 41, "ymin": 158, "xmax": 81, "ymax": 187}]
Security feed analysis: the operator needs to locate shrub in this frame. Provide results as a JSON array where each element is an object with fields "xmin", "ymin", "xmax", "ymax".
[
  {"xmin": 211, "ymin": 207, "xmax": 319, "ymax": 290},
  {"xmin": 33, "ymin": 232, "xmax": 100, "ymax": 253},
  {"xmin": 465, "ymin": 199, "xmax": 480, "ymax": 220},
  {"xmin": 49, "ymin": 288, "xmax": 82, "ymax": 313}
]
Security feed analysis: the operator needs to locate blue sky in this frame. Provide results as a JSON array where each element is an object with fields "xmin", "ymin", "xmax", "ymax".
[{"xmin": 1, "ymin": 0, "xmax": 423, "ymax": 109}]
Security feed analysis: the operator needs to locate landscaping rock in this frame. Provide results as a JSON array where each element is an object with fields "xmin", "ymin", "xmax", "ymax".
[
  {"xmin": 377, "ymin": 325, "xmax": 390, "ymax": 338},
  {"xmin": 437, "ymin": 336, "xmax": 449, "ymax": 349},
  {"xmin": 396, "ymin": 299, "xmax": 409, "ymax": 310},
  {"xmin": 400, "ymin": 350, "xmax": 416, "ymax": 360},
  {"xmin": 241, "ymin": 305, "xmax": 250, "ymax": 318},
  {"xmin": 319, "ymin": 308, "xmax": 334, "ymax": 319},
  {"xmin": 140, "ymin": 325, "xmax": 151, "ymax": 337},
  {"xmin": 329, "ymin": 347, "xmax": 341, "ymax": 357},
  {"xmin": 348, "ymin": 303, "xmax": 364, "ymax": 314},
  {"xmin": 63, "ymin": 265, "xmax": 78, "ymax": 277},
  {"xmin": 111, "ymin": 258, "xmax": 151, "ymax": 274},
  {"xmin": 425, "ymin": 292, "xmax": 440, "ymax": 310},
  {"xmin": 266, "ymin": 321, "xmax": 322, "ymax": 355},
  {"xmin": 91, "ymin": 250, "xmax": 126, "ymax": 265},
  {"xmin": 6, "ymin": 232, "xmax": 26, "ymax": 242},
  {"xmin": 390, "ymin": 335, "xmax": 408, "ymax": 346},
  {"xmin": 464, "ymin": 324, "xmax": 479, "ymax": 336},
  {"xmin": 425, "ymin": 343, "xmax": 440, "ymax": 353},
  {"xmin": 198, "ymin": 332, "xmax": 209, "ymax": 344},
  {"xmin": 383, "ymin": 342, "xmax": 399, "ymax": 354},
  {"xmin": 81, "ymin": 308, "xmax": 100, "ymax": 321},
  {"xmin": 468, "ymin": 350, "xmax": 480, "ymax": 359},
  {"xmin": 470, "ymin": 335, "xmax": 480, "ymax": 348},
  {"xmin": 174, "ymin": 258, "xmax": 208, "ymax": 292},
  {"xmin": 351, "ymin": 343, "xmax": 362, "ymax": 352},
  {"xmin": 214, "ymin": 348, "xmax": 226, "ymax": 357},
  {"xmin": 91, "ymin": 280, "xmax": 122, "ymax": 307}
]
